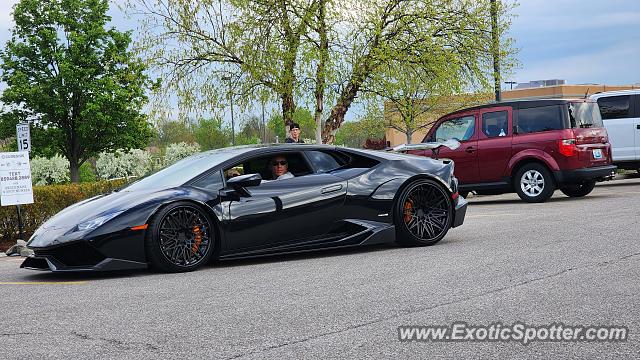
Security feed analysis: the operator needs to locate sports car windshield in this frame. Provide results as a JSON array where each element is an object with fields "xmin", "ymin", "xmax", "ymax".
[{"xmin": 123, "ymin": 149, "xmax": 240, "ymax": 191}]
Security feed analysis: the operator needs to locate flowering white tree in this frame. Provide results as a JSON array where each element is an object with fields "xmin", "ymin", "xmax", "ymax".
[
  {"xmin": 96, "ymin": 149, "xmax": 152, "ymax": 180},
  {"xmin": 30, "ymin": 154, "xmax": 70, "ymax": 185},
  {"xmin": 165, "ymin": 142, "xmax": 201, "ymax": 165}
]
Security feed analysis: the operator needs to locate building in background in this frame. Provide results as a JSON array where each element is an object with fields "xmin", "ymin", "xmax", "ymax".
[{"xmin": 384, "ymin": 81, "xmax": 640, "ymax": 146}]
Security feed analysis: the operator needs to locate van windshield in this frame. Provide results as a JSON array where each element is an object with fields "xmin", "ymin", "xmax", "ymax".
[{"xmin": 568, "ymin": 102, "xmax": 603, "ymax": 128}]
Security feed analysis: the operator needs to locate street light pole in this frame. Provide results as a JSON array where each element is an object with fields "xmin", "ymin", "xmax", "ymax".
[
  {"xmin": 490, "ymin": 0, "xmax": 501, "ymax": 102},
  {"xmin": 505, "ymin": 81, "xmax": 517, "ymax": 90},
  {"xmin": 222, "ymin": 75, "xmax": 235, "ymax": 146},
  {"xmin": 261, "ymin": 97, "xmax": 266, "ymax": 144}
]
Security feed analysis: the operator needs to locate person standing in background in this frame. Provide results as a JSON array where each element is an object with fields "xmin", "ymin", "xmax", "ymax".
[{"xmin": 285, "ymin": 123, "xmax": 305, "ymax": 143}]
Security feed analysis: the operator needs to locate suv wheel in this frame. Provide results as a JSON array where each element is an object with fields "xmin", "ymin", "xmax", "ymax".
[
  {"xmin": 514, "ymin": 164, "xmax": 555, "ymax": 203},
  {"xmin": 560, "ymin": 180, "xmax": 596, "ymax": 198}
]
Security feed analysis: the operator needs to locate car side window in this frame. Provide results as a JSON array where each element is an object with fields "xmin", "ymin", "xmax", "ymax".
[
  {"xmin": 482, "ymin": 111, "xmax": 508, "ymax": 138},
  {"xmin": 516, "ymin": 105, "xmax": 563, "ymax": 134},
  {"xmin": 434, "ymin": 115, "xmax": 475, "ymax": 142},
  {"xmin": 190, "ymin": 169, "xmax": 224, "ymax": 191},
  {"xmin": 597, "ymin": 95, "xmax": 630, "ymax": 120},
  {"xmin": 237, "ymin": 152, "xmax": 313, "ymax": 181},
  {"xmin": 305, "ymin": 151, "xmax": 344, "ymax": 173}
]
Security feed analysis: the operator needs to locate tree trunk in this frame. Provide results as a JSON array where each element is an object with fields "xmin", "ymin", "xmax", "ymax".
[
  {"xmin": 282, "ymin": 92, "xmax": 295, "ymax": 138},
  {"xmin": 314, "ymin": 0, "xmax": 328, "ymax": 144},
  {"xmin": 321, "ymin": 78, "xmax": 366, "ymax": 144},
  {"xmin": 69, "ymin": 158, "xmax": 80, "ymax": 183},
  {"xmin": 321, "ymin": 50, "xmax": 379, "ymax": 144}
]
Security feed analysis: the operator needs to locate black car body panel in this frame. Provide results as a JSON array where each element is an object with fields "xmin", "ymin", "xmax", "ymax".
[{"xmin": 22, "ymin": 144, "xmax": 467, "ymax": 272}]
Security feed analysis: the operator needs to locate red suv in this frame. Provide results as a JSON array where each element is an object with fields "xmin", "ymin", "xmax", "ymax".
[{"xmin": 412, "ymin": 99, "xmax": 617, "ymax": 202}]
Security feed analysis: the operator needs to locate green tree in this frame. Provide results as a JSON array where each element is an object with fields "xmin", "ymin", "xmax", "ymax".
[
  {"xmin": 335, "ymin": 104, "xmax": 386, "ymax": 148},
  {"xmin": 237, "ymin": 115, "xmax": 272, "ymax": 145},
  {"xmin": 0, "ymin": 0, "xmax": 153, "ymax": 182},
  {"xmin": 131, "ymin": 0, "xmax": 514, "ymax": 144},
  {"xmin": 193, "ymin": 118, "xmax": 231, "ymax": 150},
  {"xmin": 130, "ymin": 0, "xmax": 319, "ymax": 128},
  {"xmin": 151, "ymin": 120, "xmax": 197, "ymax": 149}
]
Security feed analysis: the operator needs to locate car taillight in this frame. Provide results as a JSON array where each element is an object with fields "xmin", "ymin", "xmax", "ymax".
[{"xmin": 558, "ymin": 139, "xmax": 578, "ymax": 157}]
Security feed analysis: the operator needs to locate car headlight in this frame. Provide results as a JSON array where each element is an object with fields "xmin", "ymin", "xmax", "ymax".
[{"xmin": 71, "ymin": 210, "xmax": 125, "ymax": 233}]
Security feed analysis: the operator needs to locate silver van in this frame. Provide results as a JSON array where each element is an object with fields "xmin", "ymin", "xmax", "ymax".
[{"xmin": 590, "ymin": 89, "xmax": 640, "ymax": 172}]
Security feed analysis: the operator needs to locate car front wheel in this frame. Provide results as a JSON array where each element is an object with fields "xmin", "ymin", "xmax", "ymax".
[
  {"xmin": 514, "ymin": 164, "xmax": 555, "ymax": 203},
  {"xmin": 146, "ymin": 201, "xmax": 215, "ymax": 272}
]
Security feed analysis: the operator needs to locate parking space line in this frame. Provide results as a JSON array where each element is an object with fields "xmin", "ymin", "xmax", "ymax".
[
  {"xmin": 0, "ymin": 281, "xmax": 88, "ymax": 285},
  {"xmin": 466, "ymin": 213, "xmax": 518, "ymax": 218}
]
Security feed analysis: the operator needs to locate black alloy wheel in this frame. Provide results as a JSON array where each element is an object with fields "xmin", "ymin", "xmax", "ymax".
[
  {"xmin": 146, "ymin": 202, "xmax": 215, "ymax": 272},
  {"xmin": 395, "ymin": 179, "xmax": 453, "ymax": 246}
]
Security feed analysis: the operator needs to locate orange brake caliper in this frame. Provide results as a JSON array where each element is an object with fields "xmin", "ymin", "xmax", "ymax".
[
  {"xmin": 192, "ymin": 226, "xmax": 203, "ymax": 254},
  {"xmin": 403, "ymin": 199, "xmax": 414, "ymax": 223}
]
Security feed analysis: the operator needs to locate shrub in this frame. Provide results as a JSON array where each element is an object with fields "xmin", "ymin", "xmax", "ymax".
[
  {"xmin": 0, "ymin": 179, "xmax": 128, "ymax": 249},
  {"xmin": 79, "ymin": 162, "xmax": 97, "ymax": 183},
  {"xmin": 30, "ymin": 154, "xmax": 70, "ymax": 185},
  {"xmin": 96, "ymin": 149, "xmax": 152, "ymax": 180},
  {"xmin": 165, "ymin": 142, "xmax": 200, "ymax": 165}
]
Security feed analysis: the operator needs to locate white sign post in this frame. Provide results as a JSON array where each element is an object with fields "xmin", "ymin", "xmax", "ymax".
[
  {"xmin": 0, "ymin": 152, "xmax": 34, "ymax": 240},
  {"xmin": 16, "ymin": 123, "xmax": 31, "ymax": 152}
]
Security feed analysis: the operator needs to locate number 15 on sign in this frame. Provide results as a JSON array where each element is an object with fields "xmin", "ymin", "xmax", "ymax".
[{"xmin": 16, "ymin": 123, "xmax": 30, "ymax": 152}]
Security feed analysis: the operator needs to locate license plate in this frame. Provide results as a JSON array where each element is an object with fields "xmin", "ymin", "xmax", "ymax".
[{"xmin": 593, "ymin": 149, "xmax": 603, "ymax": 159}]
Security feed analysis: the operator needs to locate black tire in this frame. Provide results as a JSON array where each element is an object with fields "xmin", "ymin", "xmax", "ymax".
[
  {"xmin": 514, "ymin": 163, "xmax": 555, "ymax": 203},
  {"xmin": 560, "ymin": 180, "xmax": 596, "ymax": 197},
  {"xmin": 394, "ymin": 179, "xmax": 453, "ymax": 246},
  {"xmin": 145, "ymin": 201, "xmax": 215, "ymax": 272}
]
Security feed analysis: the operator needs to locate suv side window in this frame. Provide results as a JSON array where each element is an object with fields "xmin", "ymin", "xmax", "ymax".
[
  {"xmin": 596, "ymin": 95, "xmax": 630, "ymax": 119},
  {"xmin": 434, "ymin": 115, "xmax": 475, "ymax": 142},
  {"xmin": 482, "ymin": 111, "xmax": 508, "ymax": 137},
  {"xmin": 516, "ymin": 105, "xmax": 563, "ymax": 134}
]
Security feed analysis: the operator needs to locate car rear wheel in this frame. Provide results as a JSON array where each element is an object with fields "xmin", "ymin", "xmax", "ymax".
[
  {"xmin": 514, "ymin": 163, "xmax": 555, "ymax": 203},
  {"xmin": 146, "ymin": 201, "xmax": 215, "ymax": 272},
  {"xmin": 395, "ymin": 179, "xmax": 453, "ymax": 246},
  {"xmin": 560, "ymin": 180, "xmax": 596, "ymax": 197}
]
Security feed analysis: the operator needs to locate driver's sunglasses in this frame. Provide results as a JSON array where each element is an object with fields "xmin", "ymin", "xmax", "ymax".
[{"xmin": 272, "ymin": 160, "xmax": 288, "ymax": 166}]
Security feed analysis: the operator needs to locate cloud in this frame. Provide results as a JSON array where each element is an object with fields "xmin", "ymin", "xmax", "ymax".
[{"xmin": 511, "ymin": 0, "xmax": 640, "ymax": 33}]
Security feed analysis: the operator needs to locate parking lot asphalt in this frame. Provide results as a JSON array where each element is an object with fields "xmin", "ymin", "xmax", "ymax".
[{"xmin": 1, "ymin": 176, "xmax": 639, "ymax": 359}]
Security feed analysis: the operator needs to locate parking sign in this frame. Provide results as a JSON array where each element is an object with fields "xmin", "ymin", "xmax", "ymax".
[
  {"xmin": 0, "ymin": 151, "xmax": 34, "ymax": 205},
  {"xmin": 16, "ymin": 123, "xmax": 31, "ymax": 152}
]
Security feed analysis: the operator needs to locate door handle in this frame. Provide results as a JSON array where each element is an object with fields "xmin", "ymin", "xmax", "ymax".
[
  {"xmin": 321, "ymin": 184, "xmax": 343, "ymax": 194},
  {"xmin": 637, "ymin": 124, "xmax": 640, "ymax": 129},
  {"xmin": 465, "ymin": 146, "xmax": 476, "ymax": 153}
]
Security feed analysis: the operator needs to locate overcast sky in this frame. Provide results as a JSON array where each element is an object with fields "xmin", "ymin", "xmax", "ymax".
[{"xmin": 1, "ymin": 0, "xmax": 639, "ymax": 118}]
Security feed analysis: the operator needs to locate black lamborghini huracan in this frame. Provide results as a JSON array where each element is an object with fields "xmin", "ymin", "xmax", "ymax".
[{"xmin": 22, "ymin": 144, "xmax": 467, "ymax": 272}]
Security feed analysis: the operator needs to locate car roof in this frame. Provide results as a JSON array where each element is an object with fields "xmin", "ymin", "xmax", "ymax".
[
  {"xmin": 589, "ymin": 89, "xmax": 640, "ymax": 98},
  {"xmin": 201, "ymin": 143, "xmax": 337, "ymax": 156},
  {"xmin": 441, "ymin": 98, "xmax": 597, "ymax": 119},
  {"xmin": 200, "ymin": 143, "xmax": 412, "ymax": 163}
]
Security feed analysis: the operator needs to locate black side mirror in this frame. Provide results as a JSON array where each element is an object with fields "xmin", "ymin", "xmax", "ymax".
[{"xmin": 227, "ymin": 173, "xmax": 262, "ymax": 197}]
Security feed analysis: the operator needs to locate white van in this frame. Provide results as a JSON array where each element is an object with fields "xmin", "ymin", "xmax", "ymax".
[{"xmin": 590, "ymin": 89, "xmax": 640, "ymax": 172}]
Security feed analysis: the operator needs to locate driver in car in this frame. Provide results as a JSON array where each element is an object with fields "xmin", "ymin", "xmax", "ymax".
[{"xmin": 270, "ymin": 155, "xmax": 294, "ymax": 180}]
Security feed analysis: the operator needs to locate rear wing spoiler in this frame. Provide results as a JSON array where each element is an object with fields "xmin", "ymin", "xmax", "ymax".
[{"xmin": 390, "ymin": 139, "xmax": 460, "ymax": 159}]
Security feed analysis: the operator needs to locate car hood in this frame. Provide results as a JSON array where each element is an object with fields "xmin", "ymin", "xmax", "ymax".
[{"xmin": 28, "ymin": 188, "xmax": 168, "ymax": 247}]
